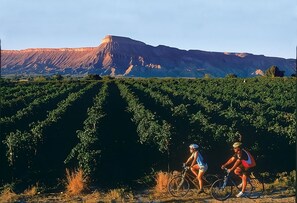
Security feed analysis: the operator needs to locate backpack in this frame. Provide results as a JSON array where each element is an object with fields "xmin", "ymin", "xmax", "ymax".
[{"xmin": 241, "ymin": 149, "xmax": 256, "ymax": 169}]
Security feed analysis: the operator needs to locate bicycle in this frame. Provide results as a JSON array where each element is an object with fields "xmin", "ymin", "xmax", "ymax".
[
  {"xmin": 168, "ymin": 164, "xmax": 218, "ymax": 197},
  {"xmin": 210, "ymin": 168, "xmax": 264, "ymax": 201}
]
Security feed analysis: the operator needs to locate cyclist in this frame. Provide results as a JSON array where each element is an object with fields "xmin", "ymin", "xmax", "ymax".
[
  {"xmin": 184, "ymin": 144, "xmax": 208, "ymax": 194},
  {"xmin": 221, "ymin": 142, "xmax": 256, "ymax": 197}
]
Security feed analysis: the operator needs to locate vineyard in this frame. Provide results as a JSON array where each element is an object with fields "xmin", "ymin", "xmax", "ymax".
[{"xmin": 0, "ymin": 77, "xmax": 296, "ymax": 190}]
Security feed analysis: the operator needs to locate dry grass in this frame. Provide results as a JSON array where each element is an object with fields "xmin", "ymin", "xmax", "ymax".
[
  {"xmin": 104, "ymin": 188, "xmax": 135, "ymax": 202},
  {"xmin": 81, "ymin": 191, "xmax": 102, "ymax": 203},
  {"xmin": 0, "ymin": 187, "xmax": 18, "ymax": 203},
  {"xmin": 270, "ymin": 171, "xmax": 296, "ymax": 196},
  {"xmin": 65, "ymin": 168, "xmax": 87, "ymax": 196},
  {"xmin": 154, "ymin": 171, "xmax": 173, "ymax": 194},
  {"xmin": 105, "ymin": 188, "xmax": 125, "ymax": 201},
  {"xmin": 24, "ymin": 183, "xmax": 39, "ymax": 197}
]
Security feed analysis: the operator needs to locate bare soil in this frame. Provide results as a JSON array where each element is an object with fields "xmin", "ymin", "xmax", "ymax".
[{"xmin": 3, "ymin": 189, "xmax": 295, "ymax": 203}]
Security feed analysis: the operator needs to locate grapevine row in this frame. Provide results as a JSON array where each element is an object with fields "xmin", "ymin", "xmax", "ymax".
[
  {"xmin": 3, "ymin": 82, "xmax": 98, "ymax": 166},
  {"xmin": 116, "ymin": 81, "xmax": 171, "ymax": 152},
  {"xmin": 1, "ymin": 82, "xmax": 84, "ymax": 129},
  {"xmin": 65, "ymin": 82, "xmax": 109, "ymax": 175}
]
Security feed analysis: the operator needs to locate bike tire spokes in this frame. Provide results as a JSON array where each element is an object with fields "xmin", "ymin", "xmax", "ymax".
[
  {"xmin": 246, "ymin": 178, "xmax": 264, "ymax": 199},
  {"xmin": 168, "ymin": 175, "xmax": 190, "ymax": 197},
  {"xmin": 211, "ymin": 179, "xmax": 233, "ymax": 201},
  {"xmin": 203, "ymin": 174, "xmax": 218, "ymax": 194}
]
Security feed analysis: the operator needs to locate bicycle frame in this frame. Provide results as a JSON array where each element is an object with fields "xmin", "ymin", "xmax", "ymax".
[
  {"xmin": 221, "ymin": 168, "xmax": 254, "ymax": 190},
  {"xmin": 168, "ymin": 165, "xmax": 219, "ymax": 197},
  {"xmin": 210, "ymin": 168, "xmax": 264, "ymax": 201},
  {"xmin": 179, "ymin": 166, "xmax": 199, "ymax": 188},
  {"xmin": 181, "ymin": 165, "xmax": 214, "ymax": 189},
  {"xmin": 221, "ymin": 172, "xmax": 241, "ymax": 190}
]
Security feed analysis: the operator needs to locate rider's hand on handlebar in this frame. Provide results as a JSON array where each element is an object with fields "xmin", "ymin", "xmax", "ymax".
[{"xmin": 221, "ymin": 167, "xmax": 231, "ymax": 173}]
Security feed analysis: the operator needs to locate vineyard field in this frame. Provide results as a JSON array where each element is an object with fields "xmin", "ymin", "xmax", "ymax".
[{"xmin": 0, "ymin": 77, "xmax": 296, "ymax": 189}]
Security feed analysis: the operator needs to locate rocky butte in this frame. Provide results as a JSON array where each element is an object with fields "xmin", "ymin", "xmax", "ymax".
[{"xmin": 1, "ymin": 35, "xmax": 295, "ymax": 77}]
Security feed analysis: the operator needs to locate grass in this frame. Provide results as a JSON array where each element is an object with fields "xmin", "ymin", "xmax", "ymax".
[
  {"xmin": 23, "ymin": 183, "xmax": 40, "ymax": 197},
  {"xmin": 266, "ymin": 170, "xmax": 296, "ymax": 196},
  {"xmin": 77, "ymin": 191, "xmax": 102, "ymax": 203},
  {"xmin": 0, "ymin": 170, "xmax": 295, "ymax": 202},
  {"xmin": 105, "ymin": 188, "xmax": 125, "ymax": 201},
  {"xmin": 0, "ymin": 185, "xmax": 18, "ymax": 203},
  {"xmin": 65, "ymin": 168, "xmax": 88, "ymax": 196},
  {"xmin": 154, "ymin": 171, "xmax": 173, "ymax": 194}
]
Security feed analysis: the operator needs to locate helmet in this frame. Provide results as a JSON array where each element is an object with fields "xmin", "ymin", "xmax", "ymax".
[
  {"xmin": 233, "ymin": 142, "xmax": 242, "ymax": 148},
  {"xmin": 189, "ymin": 144, "xmax": 199, "ymax": 149}
]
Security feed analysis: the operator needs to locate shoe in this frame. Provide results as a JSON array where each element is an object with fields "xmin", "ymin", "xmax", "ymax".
[
  {"xmin": 236, "ymin": 191, "xmax": 245, "ymax": 197},
  {"xmin": 237, "ymin": 183, "xmax": 242, "ymax": 188},
  {"xmin": 197, "ymin": 189, "xmax": 204, "ymax": 194}
]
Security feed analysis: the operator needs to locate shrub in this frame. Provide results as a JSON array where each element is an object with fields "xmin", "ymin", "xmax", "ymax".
[
  {"xmin": 154, "ymin": 171, "xmax": 173, "ymax": 194},
  {"xmin": 24, "ymin": 183, "xmax": 39, "ymax": 197},
  {"xmin": 0, "ymin": 184, "xmax": 18, "ymax": 203},
  {"xmin": 65, "ymin": 168, "xmax": 88, "ymax": 196}
]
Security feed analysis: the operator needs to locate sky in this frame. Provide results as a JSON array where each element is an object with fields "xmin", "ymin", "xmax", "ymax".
[{"xmin": 1, "ymin": 0, "xmax": 296, "ymax": 59}]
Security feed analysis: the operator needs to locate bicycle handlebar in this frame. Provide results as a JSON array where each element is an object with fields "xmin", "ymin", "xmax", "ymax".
[
  {"xmin": 182, "ymin": 163, "xmax": 190, "ymax": 170},
  {"xmin": 222, "ymin": 167, "xmax": 230, "ymax": 174}
]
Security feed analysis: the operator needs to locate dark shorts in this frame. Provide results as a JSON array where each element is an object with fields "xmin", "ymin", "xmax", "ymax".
[{"xmin": 237, "ymin": 164, "xmax": 250, "ymax": 175}]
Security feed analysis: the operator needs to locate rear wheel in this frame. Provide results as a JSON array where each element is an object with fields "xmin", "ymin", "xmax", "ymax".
[
  {"xmin": 211, "ymin": 179, "xmax": 233, "ymax": 201},
  {"xmin": 168, "ymin": 175, "xmax": 190, "ymax": 197},
  {"xmin": 246, "ymin": 177, "xmax": 264, "ymax": 199},
  {"xmin": 203, "ymin": 174, "xmax": 218, "ymax": 194}
]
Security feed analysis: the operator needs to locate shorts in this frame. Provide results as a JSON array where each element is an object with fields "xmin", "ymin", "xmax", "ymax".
[
  {"xmin": 199, "ymin": 164, "xmax": 208, "ymax": 173},
  {"xmin": 238, "ymin": 164, "xmax": 250, "ymax": 175}
]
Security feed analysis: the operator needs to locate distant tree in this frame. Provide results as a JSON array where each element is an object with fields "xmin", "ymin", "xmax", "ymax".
[
  {"xmin": 225, "ymin": 73, "xmax": 238, "ymax": 78},
  {"xmin": 204, "ymin": 74, "xmax": 212, "ymax": 79},
  {"xmin": 52, "ymin": 74, "xmax": 63, "ymax": 81},
  {"xmin": 85, "ymin": 74, "xmax": 102, "ymax": 80},
  {"xmin": 33, "ymin": 76, "xmax": 47, "ymax": 82},
  {"xmin": 265, "ymin": 65, "xmax": 285, "ymax": 77}
]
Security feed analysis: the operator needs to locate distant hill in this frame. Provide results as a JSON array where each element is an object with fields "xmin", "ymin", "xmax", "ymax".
[{"xmin": 2, "ymin": 35, "xmax": 295, "ymax": 77}]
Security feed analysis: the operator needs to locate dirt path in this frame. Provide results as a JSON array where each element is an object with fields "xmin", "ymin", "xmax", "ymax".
[
  {"xmin": 6, "ymin": 190, "xmax": 295, "ymax": 203},
  {"xmin": 146, "ymin": 194, "xmax": 295, "ymax": 203}
]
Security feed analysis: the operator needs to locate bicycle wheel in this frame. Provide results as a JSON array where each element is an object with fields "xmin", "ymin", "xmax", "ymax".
[
  {"xmin": 246, "ymin": 177, "xmax": 264, "ymax": 199},
  {"xmin": 168, "ymin": 175, "xmax": 190, "ymax": 197},
  {"xmin": 211, "ymin": 179, "xmax": 233, "ymax": 201},
  {"xmin": 203, "ymin": 174, "xmax": 218, "ymax": 194}
]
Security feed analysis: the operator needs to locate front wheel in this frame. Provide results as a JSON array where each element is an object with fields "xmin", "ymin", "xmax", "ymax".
[
  {"xmin": 168, "ymin": 175, "xmax": 190, "ymax": 197},
  {"xmin": 211, "ymin": 179, "xmax": 233, "ymax": 201}
]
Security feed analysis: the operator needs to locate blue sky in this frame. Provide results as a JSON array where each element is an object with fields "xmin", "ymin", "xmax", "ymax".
[{"xmin": 1, "ymin": 0, "xmax": 296, "ymax": 58}]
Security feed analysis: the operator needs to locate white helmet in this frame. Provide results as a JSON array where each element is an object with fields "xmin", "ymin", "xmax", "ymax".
[{"xmin": 189, "ymin": 144, "xmax": 199, "ymax": 149}]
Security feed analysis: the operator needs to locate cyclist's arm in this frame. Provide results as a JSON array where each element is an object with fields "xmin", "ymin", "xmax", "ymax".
[
  {"xmin": 190, "ymin": 152, "xmax": 198, "ymax": 167},
  {"xmin": 221, "ymin": 157, "xmax": 236, "ymax": 169},
  {"xmin": 229, "ymin": 159, "xmax": 241, "ymax": 172},
  {"xmin": 185, "ymin": 153, "xmax": 193, "ymax": 165}
]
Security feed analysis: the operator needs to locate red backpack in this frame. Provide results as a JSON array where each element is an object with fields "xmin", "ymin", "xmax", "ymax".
[{"xmin": 241, "ymin": 149, "xmax": 256, "ymax": 169}]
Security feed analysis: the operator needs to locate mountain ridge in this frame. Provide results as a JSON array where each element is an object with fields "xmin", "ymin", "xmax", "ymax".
[{"xmin": 1, "ymin": 35, "xmax": 295, "ymax": 77}]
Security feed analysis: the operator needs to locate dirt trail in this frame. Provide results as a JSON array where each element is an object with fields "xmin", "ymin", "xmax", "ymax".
[{"xmin": 8, "ymin": 190, "xmax": 295, "ymax": 203}]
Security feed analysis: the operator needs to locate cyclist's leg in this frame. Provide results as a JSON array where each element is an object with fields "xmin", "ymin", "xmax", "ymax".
[
  {"xmin": 235, "ymin": 165, "xmax": 249, "ymax": 197},
  {"xmin": 197, "ymin": 164, "xmax": 208, "ymax": 191},
  {"xmin": 242, "ymin": 173, "xmax": 247, "ymax": 192},
  {"xmin": 246, "ymin": 173, "xmax": 264, "ymax": 199},
  {"xmin": 190, "ymin": 164, "xmax": 198, "ymax": 177},
  {"xmin": 191, "ymin": 164, "xmax": 200, "ymax": 187}
]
